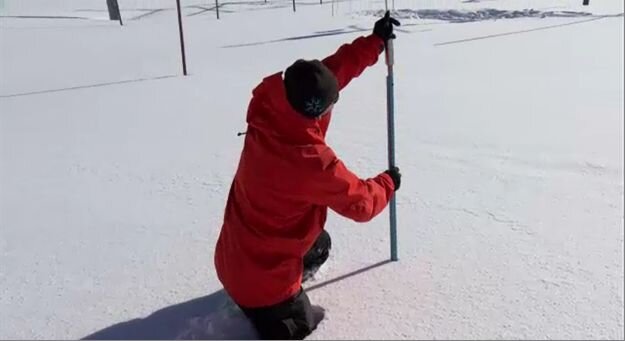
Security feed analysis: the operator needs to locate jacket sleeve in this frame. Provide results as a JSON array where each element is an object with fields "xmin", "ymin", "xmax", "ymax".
[
  {"xmin": 301, "ymin": 145, "xmax": 395, "ymax": 223},
  {"xmin": 322, "ymin": 34, "xmax": 384, "ymax": 90}
]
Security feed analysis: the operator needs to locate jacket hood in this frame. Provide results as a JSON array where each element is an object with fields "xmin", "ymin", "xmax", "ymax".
[{"xmin": 246, "ymin": 72, "xmax": 331, "ymax": 145}]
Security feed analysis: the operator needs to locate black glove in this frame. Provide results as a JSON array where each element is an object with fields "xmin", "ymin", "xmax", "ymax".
[
  {"xmin": 385, "ymin": 166, "xmax": 401, "ymax": 191},
  {"xmin": 373, "ymin": 11, "xmax": 401, "ymax": 42}
]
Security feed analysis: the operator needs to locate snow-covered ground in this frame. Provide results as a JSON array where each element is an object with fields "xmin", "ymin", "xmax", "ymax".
[{"xmin": 1, "ymin": 0, "xmax": 623, "ymax": 339}]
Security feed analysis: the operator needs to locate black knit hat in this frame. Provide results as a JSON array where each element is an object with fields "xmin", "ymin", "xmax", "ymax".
[{"xmin": 284, "ymin": 59, "xmax": 339, "ymax": 118}]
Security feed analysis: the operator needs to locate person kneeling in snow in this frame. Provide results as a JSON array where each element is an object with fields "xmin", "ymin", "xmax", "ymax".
[{"xmin": 214, "ymin": 12, "xmax": 402, "ymax": 340}]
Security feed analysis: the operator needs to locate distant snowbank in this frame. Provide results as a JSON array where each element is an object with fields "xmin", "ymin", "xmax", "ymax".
[{"xmin": 361, "ymin": 8, "xmax": 601, "ymax": 23}]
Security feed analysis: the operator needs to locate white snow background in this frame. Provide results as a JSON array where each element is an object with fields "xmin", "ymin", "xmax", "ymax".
[{"xmin": 1, "ymin": 0, "xmax": 623, "ymax": 339}]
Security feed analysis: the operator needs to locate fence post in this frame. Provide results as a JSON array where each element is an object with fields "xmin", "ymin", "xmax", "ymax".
[
  {"xmin": 175, "ymin": 0, "xmax": 188, "ymax": 75},
  {"xmin": 106, "ymin": 0, "xmax": 123, "ymax": 25}
]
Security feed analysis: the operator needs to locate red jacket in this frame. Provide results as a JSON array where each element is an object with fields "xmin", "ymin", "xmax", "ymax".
[{"xmin": 214, "ymin": 34, "xmax": 395, "ymax": 308}]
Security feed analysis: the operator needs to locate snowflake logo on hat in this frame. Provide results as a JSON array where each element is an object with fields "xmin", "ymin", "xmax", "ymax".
[{"xmin": 304, "ymin": 97, "xmax": 324, "ymax": 116}]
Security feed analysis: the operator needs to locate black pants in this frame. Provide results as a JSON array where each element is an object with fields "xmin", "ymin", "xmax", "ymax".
[
  {"xmin": 240, "ymin": 230, "xmax": 331, "ymax": 340},
  {"xmin": 303, "ymin": 229, "xmax": 331, "ymax": 282}
]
